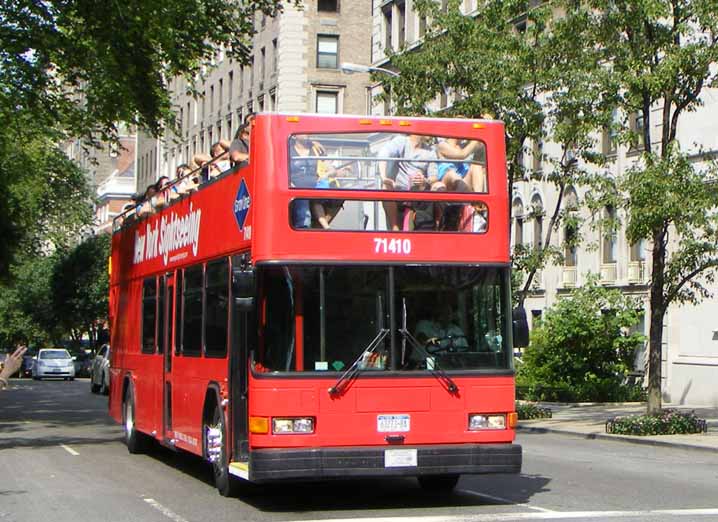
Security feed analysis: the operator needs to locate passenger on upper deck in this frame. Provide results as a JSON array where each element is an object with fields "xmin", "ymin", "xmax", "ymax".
[
  {"xmin": 153, "ymin": 175, "xmax": 179, "ymax": 209},
  {"xmin": 175, "ymin": 163, "xmax": 199, "ymax": 195},
  {"xmin": 289, "ymin": 135, "xmax": 326, "ymax": 228},
  {"xmin": 229, "ymin": 114, "xmax": 254, "ymax": 167},
  {"xmin": 378, "ymin": 134, "xmax": 438, "ymax": 230},
  {"xmin": 435, "ymin": 138, "xmax": 486, "ymax": 193}
]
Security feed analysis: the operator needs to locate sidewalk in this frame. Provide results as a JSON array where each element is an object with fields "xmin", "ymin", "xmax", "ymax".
[{"xmin": 517, "ymin": 402, "xmax": 718, "ymax": 452}]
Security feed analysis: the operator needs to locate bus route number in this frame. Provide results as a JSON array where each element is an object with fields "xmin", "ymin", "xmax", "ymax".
[{"xmin": 374, "ymin": 238, "xmax": 412, "ymax": 255}]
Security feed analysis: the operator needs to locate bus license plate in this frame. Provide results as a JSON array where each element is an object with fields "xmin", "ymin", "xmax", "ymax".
[
  {"xmin": 384, "ymin": 448, "xmax": 417, "ymax": 467},
  {"xmin": 377, "ymin": 414, "xmax": 410, "ymax": 432}
]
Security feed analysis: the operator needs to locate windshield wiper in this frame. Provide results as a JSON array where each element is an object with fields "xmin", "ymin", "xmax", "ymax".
[
  {"xmin": 328, "ymin": 328, "xmax": 390, "ymax": 396},
  {"xmin": 398, "ymin": 328, "xmax": 459, "ymax": 394}
]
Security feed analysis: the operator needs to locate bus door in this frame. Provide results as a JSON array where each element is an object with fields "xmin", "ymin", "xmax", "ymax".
[
  {"xmin": 162, "ymin": 272, "xmax": 175, "ymax": 442},
  {"xmin": 230, "ymin": 258, "xmax": 253, "ymax": 460}
]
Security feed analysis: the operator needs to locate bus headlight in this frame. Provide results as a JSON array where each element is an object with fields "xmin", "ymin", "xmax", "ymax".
[
  {"xmin": 272, "ymin": 417, "xmax": 315, "ymax": 434},
  {"xmin": 468, "ymin": 414, "xmax": 506, "ymax": 430}
]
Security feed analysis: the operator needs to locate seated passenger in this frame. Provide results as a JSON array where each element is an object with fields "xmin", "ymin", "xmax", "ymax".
[
  {"xmin": 137, "ymin": 185, "xmax": 157, "ymax": 217},
  {"xmin": 229, "ymin": 114, "xmax": 254, "ymax": 166},
  {"xmin": 154, "ymin": 175, "xmax": 179, "ymax": 209},
  {"xmin": 289, "ymin": 135, "xmax": 325, "ymax": 228},
  {"xmin": 210, "ymin": 140, "xmax": 231, "ymax": 175},
  {"xmin": 435, "ymin": 138, "xmax": 486, "ymax": 193},
  {"xmin": 377, "ymin": 134, "xmax": 438, "ymax": 230},
  {"xmin": 175, "ymin": 163, "xmax": 199, "ymax": 195}
]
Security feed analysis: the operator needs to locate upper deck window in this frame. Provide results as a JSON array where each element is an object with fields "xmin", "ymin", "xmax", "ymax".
[{"xmin": 288, "ymin": 131, "xmax": 488, "ymax": 231}]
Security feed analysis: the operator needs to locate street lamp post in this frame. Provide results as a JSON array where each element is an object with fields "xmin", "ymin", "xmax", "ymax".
[{"xmin": 340, "ymin": 62, "xmax": 400, "ymax": 78}]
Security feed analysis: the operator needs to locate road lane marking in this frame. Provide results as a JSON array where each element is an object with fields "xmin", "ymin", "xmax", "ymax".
[
  {"xmin": 60, "ymin": 444, "xmax": 79, "ymax": 456},
  {"xmin": 143, "ymin": 498, "xmax": 191, "ymax": 522},
  {"xmin": 456, "ymin": 489, "xmax": 555, "ymax": 513},
  {"xmin": 286, "ymin": 508, "xmax": 718, "ymax": 522}
]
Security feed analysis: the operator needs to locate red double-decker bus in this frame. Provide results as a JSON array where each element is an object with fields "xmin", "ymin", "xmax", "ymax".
[{"xmin": 109, "ymin": 113, "xmax": 527, "ymax": 496}]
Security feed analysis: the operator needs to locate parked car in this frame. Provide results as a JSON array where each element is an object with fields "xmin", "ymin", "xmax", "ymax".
[
  {"xmin": 20, "ymin": 352, "xmax": 36, "ymax": 377},
  {"xmin": 32, "ymin": 348, "xmax": 75, "ymax": 380},
  {"xmin": 72, "ymin": 351, "xmax": 93, "ymax": 378},
  {"xmin": 90, "ymin": 344, "xmax": 110, "ymax": 394}
]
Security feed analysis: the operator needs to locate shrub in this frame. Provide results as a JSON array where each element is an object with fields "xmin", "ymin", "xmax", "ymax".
[
  {"xmin": 516, "ymin": 402, "xmax": 552, "ymax": 420},
  {"xmin": 516, "ymin": 276, "xmax": 645, "ymax": 402},
  {"xmin": 606, "ymin": 409, "xmax": 707, "ymax": 436}
]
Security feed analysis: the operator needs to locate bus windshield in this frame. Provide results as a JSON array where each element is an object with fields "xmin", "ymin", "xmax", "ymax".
[{"xmin": 256, "ymin": 265, "xmax": 511, "ymax": 374}]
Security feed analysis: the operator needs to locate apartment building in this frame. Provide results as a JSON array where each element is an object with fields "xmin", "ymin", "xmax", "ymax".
[
  {"xmin": 65, "ymin": 124, "xmax": 136, "ymax": 234},
  {"xmin": 136, "ymin": 0, "xmax": 372, "ymax": 191},
  {"xmin": 371, "ymin": 0, "xmax": 718, "ymax": 405}
]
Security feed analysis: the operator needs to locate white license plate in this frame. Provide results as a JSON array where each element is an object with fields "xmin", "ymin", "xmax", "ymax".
[
  {"xmin": 384, "ymin": 448, "xmax": 417, "ymax": 467},
  {"xmin": 51, "ymin": 369, "xmax": 62, "ymax": 373},
  {"xmin": 377, "ymin": 414, "xmax": 410, "ymax": 432}
]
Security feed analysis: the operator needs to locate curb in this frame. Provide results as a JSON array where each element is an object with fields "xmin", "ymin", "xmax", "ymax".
[{"xmin": 517, "ymin": 424, "xmax": 718, "ymax": 454}]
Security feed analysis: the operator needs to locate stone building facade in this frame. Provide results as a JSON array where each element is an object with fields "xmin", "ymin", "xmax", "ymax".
[{"xmin": 136, "ymin": 0, "xmax": 372, "ymax": 191}]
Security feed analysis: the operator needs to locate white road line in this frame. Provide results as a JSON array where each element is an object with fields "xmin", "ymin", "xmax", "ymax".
[
  {"xmin": 456, "ymin": 489, "xmax": 555, "ymax": 513},
  {"xmin": 143, "ymin": 498, "xmax": 191, "ymax": 522},
  {"xmin": 286, "ymin": 508, "xmax": 718, "ymax": 522},
  {"xmin": 60, "ymin": 444, "xmax": 79, "ymax": 456}
]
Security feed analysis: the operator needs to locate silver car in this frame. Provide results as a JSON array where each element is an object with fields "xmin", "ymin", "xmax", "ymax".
[
  {"xmin": 32, "ymin": 349, "xmax": 76, "ymax": 380},
  {"xmin": 90, "ymin": 344, "xmax": 110, "ymax": 394}
]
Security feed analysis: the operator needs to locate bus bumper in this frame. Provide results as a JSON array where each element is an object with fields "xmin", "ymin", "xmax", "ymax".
[{"xmin": 245, "ymin": 443, "xmax": 521, "ymax": 483}]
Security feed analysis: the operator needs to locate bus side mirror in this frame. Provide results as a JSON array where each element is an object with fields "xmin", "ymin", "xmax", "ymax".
[
  {"xmin": 512, "ymin": 306, "xmax": 529, "ymax": 348},
  {"xmin": 232, "ymin": 268, "xmax": 255, "ymax": 312}
]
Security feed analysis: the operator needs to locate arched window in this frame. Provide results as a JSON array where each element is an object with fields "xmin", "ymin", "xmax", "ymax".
[
  {"xmin": 563, "ymin": 187, "xmax": 579, "ymax": 267},
  {"xmin": 531, "ymin": 193, "xmax": 544, "ymax": 249},
  {"xmin": 602, "ymin": 205, "xmax": 617, "ymax": 264},
  {"xmin": 512, "ymin": 198, "xmax": 524, "ymax": 249}
]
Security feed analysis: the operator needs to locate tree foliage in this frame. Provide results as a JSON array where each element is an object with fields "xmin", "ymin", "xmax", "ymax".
[
  {"xmin": 517, "ymin": 277, "xmax": 645, "ymax": 402},
  {"xmin": 0, "ymin": 235, "xmax": 110, "ymax": 351},
  {"xmin": 382, "ymin": 0, "xmax": 615, "ymax": 304},
  {"xmin": 569, "ymin": 0, "xmax": 718, "ymax": 413}
]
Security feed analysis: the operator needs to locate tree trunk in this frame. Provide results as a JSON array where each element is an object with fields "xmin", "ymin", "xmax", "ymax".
[{"xmin": 646, "ymin": 227, "xmax": 667, "ymax": 415}]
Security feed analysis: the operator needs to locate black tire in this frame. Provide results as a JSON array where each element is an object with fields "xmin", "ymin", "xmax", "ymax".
[
  {"xmin": 205, "ymin": 402, "xmax": 240, "ymax": 497},
  {"xmin": 90, "ymin": 379, "xmax": 100, "ymax": 394},
  {"xmin": 100, "ymin": 372, "xmax": 109, "ymax": 395},
  {"xmin": 123, "ymin": 384, "xmax": 150, "ymax": 454},
  {"xmin": 417, "ymin": 474, "xmax": 460, "ymax": 492}
]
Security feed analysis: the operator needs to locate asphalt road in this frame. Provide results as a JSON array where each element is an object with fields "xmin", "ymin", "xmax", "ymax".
[{"xmin": 2, "ymin": 379, "xmax": 718, "ymax": 522}]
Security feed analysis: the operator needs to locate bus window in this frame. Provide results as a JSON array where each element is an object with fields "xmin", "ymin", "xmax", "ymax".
[
  {"xmin": 174, "ymin": 269, "xmax": 183, "ymax": 355},
  {"xmin": 255, "ymin": 265, "xmax": 510, "ymax": 373},
  {"xmin": 141, "ymin": 277, "xmax": 157, "ymax": 354},
  {"xmin": 205, "ymin": 259, "xmax": 229, "ymax": 357},
  {"xmin": 183, "ymin": 264, "xmax": 203, "ymax": 356},
  {"xmin": 157, "ymin": 276, "xmax": 165, "ymax": 354}
]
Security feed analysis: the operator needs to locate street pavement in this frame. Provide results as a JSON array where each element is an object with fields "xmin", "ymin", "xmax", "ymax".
[{"xmin": 518, "ymin": 401, "xmax": 718, "ymax": 452}]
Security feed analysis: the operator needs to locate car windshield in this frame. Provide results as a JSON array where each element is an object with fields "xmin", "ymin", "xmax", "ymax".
[
  {"xmin": 40, "ymin": 350, "xmax": 71, "ymax": 360},
  {"xmin": 256, "ymin": 265, "xmax": 511, "ymax": 374}
]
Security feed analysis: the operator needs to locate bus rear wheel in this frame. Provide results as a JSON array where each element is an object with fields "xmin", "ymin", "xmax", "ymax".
[
  {"xmin": 417, "ymin": 474, "xmax": 460, "ymax": 492},
  {"xmin": 205, "ymin": 403, "xmax": 240, "ymax": 497}
]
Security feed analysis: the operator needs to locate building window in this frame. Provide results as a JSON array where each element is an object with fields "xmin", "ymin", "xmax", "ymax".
[
  {"xmin": 563, "ymin": 187, "xmax": 579, "ymax": 267},
  {"xmin": 630, "ymin": 239, "xmax": 646, "ymax": 262},
  {"xmin": 210, "ymin": 85, "xmax": 214, "ymax": 114},
  {"xmin": 316, "ymin": 91, "xmax": 338, "ymax": 114},
  {"xmin": 397, "ymin": 1, "xmax": 406, "ymax": 47},
  {"xmin": 228, "ymin": 71, "xmax": 233, "ymax": 103},
  {"xmin": 317, "ymin": 35, "xmax": 339, "ymax": 69},
  {"xmin": 260, "ymin": 47, "xmax": 266, "ymax": 87},
  {"xmin": 531, "ymin": 194, "xmax": 544, "ymax": 249},
  {"xmin": 602, "ymin": 109, "xmax": 618, "ymax": 156},
  {"xmin": 272, "ymin": 39, "xmax": 278, "ymax": 73},
  {"xmin": 629, "ymin": 111, "xmax": 645, "ymax": 152},
  {"xmin": 318, "ymin": 0, "xmax": 339, "ymax": 12},
  {"xmin": 512, "ymin": 198, "xmax": 524, "ymax": 248},
  {"xmin": 418, "ymin": 14, "xmax": 427, "ymax": 38},
  {"xmin": 383, "ymin": 4, "xmax": 393, "ymax": 51},
  {"xmin": 532, "ymin": 138, "xmax": 542, "ymax": 173},
  {"xmin": 602, "ymin": 206, "xmax": 618, "ymax": 264}
]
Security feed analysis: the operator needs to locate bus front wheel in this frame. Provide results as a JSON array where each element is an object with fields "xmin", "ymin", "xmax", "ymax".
[
  {"xmin": 417, "ymin": 474, "xmax": 460, "ymax": 492},
  {"xmin": 123, "ymin": 384, "xmax": 150, "ymax": 454},
  {"xmin": 205, "ymin": 402, "xmax": 240, "ymax": 497}
]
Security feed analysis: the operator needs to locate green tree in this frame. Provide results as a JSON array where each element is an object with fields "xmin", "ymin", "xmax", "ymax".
[
  {"xmin": 382, "ymin": 0, "xmax": 614, "ymax": 304},
  {"xmin": 570, "ymin": 0, "xmax": 718, "ymax": 413},
  {"xmin": 52, "ymin": 234, "xmax": 111, "ymax": 351},
  {"xmin": 518, "ymin": 277, "xmax": 645, "ymax": 402}
]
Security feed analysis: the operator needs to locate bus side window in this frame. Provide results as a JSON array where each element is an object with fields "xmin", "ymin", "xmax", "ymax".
[
  {"xmin": 141, "ymin": 277, "xmax": 157, "ymax": 354},
  {"xmin": 183, "ymin": 265, "xmax": 203, "ymax": 356}
]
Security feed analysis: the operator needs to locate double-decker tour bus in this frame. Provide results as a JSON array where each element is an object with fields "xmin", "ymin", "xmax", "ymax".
[{"xmin": 109, "ymin": 113, "xmax": 528, "ymax": 496}]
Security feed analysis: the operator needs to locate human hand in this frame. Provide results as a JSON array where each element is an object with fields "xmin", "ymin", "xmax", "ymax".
[
  {"xmin": 3, "ymin": 346, "xmax": 27, "ymax": 377},
  {"xmin": 382, "ymin": 177, "xmax": 395, "ymax": 190},
  {"xmin": 410, "ymin": 173, "xmax": 427, "ymax": 190}
]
